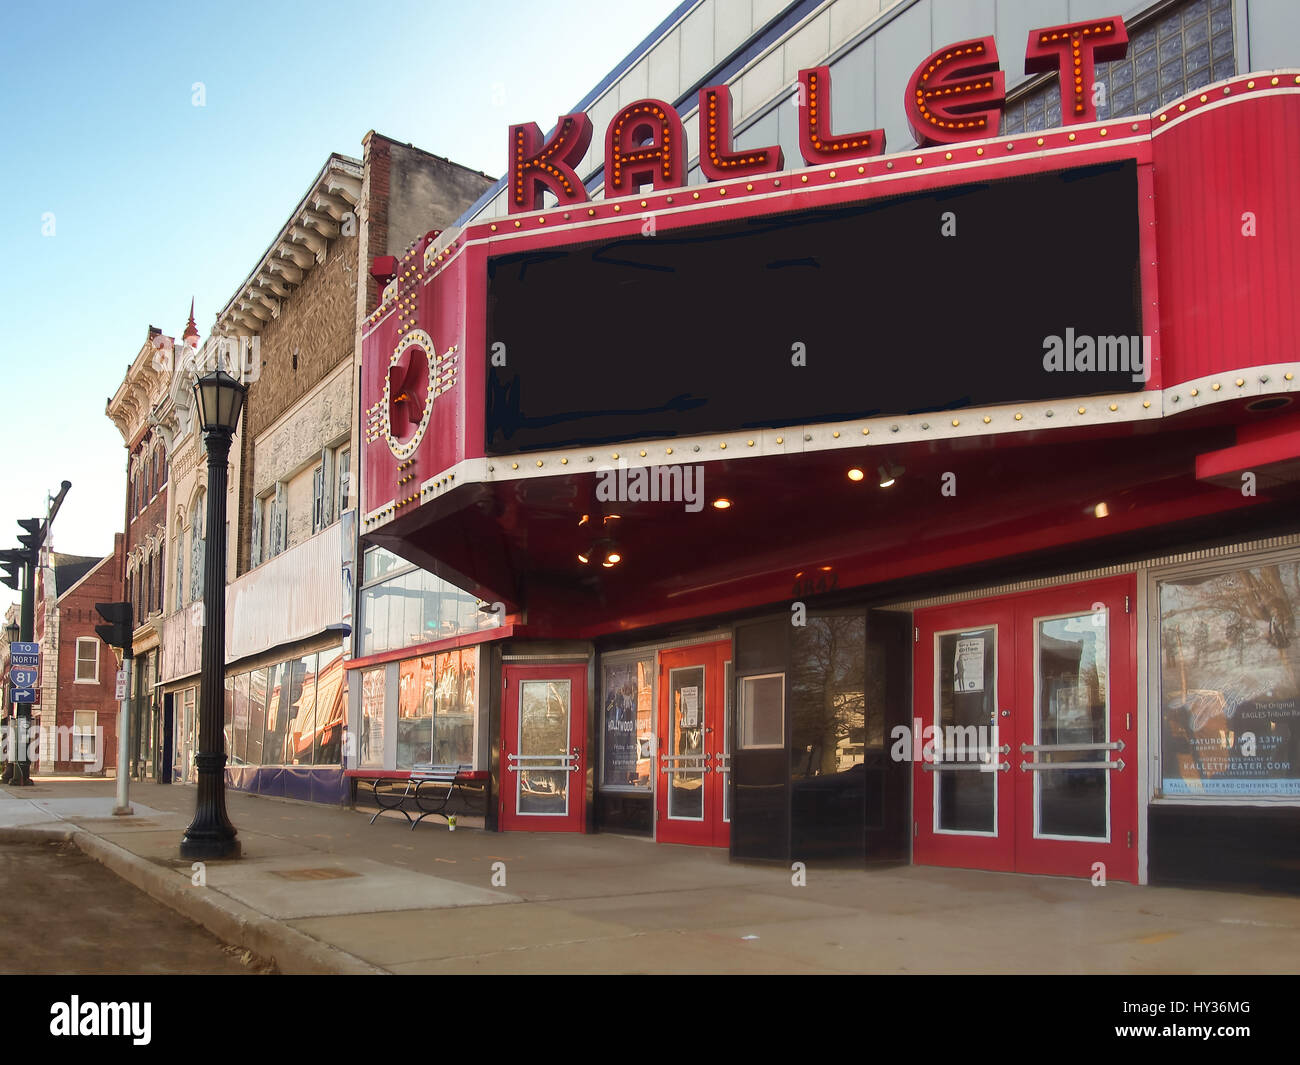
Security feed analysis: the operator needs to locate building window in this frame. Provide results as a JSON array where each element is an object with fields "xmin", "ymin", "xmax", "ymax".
[
  {"xmin": 336, "ymin": 446, "xmax": 351, "ymax": 513},
  {"xmin": 600, "ymin": 657, "xmax": 654, "ymax": 791},
  {"xmin": 190, "ymin": 493, "xmax": 205, "ymax": 602},
  {"xmin": 174, "ymin": 531, "xmax": 186, "ymax": 611},
  {"xmin": 1002, "ymin": 0, "xmax": 1234, "ymax": 135},
  {"xmin": 73, "ymin": 711, "xmax": 98, "ymax": 763},
  {"xmin": 74, "ymin": 638, "xmax": 99, "ymax": 683},
  {"xmin": 312, "ymin": 464, "xmax": 326, "ymax": 534},
  {"xmin": 1157, "ymin": 555, "xmax": 1300, "ymax": 799},
  {"xmin": 156, "ymin": 547, "xmax": 164, "ymax": 614},
  {"xmin": 739, "ymin": 673, "xmax": 785, "ymax": 749},
  {"xmin": 358, "ymin": 546, "xmax": 498, "ymax": 656}
]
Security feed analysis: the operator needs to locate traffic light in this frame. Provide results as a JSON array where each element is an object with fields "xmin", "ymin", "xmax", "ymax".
[
  {"xmin": 95, "ymin": 602, "xmax": 133, "ymax": 652},
  {"xmin": 16, "ymin": 519, "xmax": 43, "ymax": 555},
  {"xmin": 0, "ymin": 551, "xmax": 21, "ymax": 591}
]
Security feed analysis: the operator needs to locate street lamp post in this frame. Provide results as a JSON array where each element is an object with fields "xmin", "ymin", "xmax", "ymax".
[{"xmin": 180, "ymin": 369, "xmax": 245, "ymax": 860}]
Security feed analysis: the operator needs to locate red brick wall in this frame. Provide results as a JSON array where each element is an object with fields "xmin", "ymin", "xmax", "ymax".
[{"xmin": 45, "ymin": 557, "xmax": 121, "ymax": 774}]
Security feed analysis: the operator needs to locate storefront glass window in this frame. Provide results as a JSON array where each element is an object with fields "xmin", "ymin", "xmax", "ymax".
[
  {"xmin": 600, "ymin": 657, "xmax": 654, "ymax": 791},
  {"xmin": 263, "ymin": 661, "xmax": 290, "ymax": 766},
  {"xmin": 285, "ymin": 655, "xmax": 317, "ymax": 766},
  {"xmin": 231, "ymin": 672, "xmax": 250, "ymax": 765},
  {"xmin": 1159, "ymin": 559, "xmax": 1300, "ymax": 798},
  {"xmin": 315, "ymin": 647, "xmax": 345, "ymax": 764},
  {"xmin": 359, "ymin": 666, "xmax": 385, "ymax": 768},
  {"xmin": 247, "ymin": 667, "xmax": 267, "ymax": 766},
  {"xmin": 397, "ymin": 655, "xmax": 435, "ymax": 769},
  {"xmin": 434, "ymin": 649, "xmax": 476, "ymax": 766},
  {"xmin": 222, "ymin": 674, "xmax": 234, "ymax": 759}
]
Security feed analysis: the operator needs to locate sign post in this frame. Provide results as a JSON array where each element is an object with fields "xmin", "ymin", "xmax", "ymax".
[{"xmin": 95, "ymin": 602, "xmax": 134, "ymax": 817}]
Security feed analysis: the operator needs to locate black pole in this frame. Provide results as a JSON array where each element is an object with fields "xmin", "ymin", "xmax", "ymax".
[
  {"xmin": 14, "ymin": 558, "xmax": 35, "ymax": 785},
  {"xmin": 179, "ymin": 428, "xmax": 240, "ymax": 859}
]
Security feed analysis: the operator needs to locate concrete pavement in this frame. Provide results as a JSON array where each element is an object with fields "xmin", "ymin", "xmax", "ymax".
[{"xmin": 3, "ymin": 776, "xmax": 1298, "ymax": 974}]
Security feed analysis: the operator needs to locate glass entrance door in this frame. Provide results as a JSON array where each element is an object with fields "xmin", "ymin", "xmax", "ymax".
[
  {"xmin": 1014, "ymin": 579, "xmax": 1136, "ymax": 881},
  {"xmin": 913, "ymin": 577, "xmax": 1136, "ymax": 881},
  {"xmin": 501, "ymin": 663, "xmax": 587, "ymax": 832},
  {"xmin": 912, "ymin": 604, "xmax": 1017, "ymax": 872},
  {"xmin": 657, "ymin": 641, "xmax": 730, "ymax": 847}
]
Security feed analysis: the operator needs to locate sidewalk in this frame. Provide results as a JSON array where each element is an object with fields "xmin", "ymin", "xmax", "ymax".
[{"xmin": 2, "ymin": 777, "xmax": 1297, "ymax": 974}]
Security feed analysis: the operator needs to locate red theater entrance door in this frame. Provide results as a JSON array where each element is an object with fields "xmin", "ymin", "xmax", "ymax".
[
  {"xmin": 913, "ymin": 578, "xmax": 1136, "ymax": 882},
  {"xmin": 657, "ymin": 642, "xmax": 731, "ymax": 847},
  {"xmin": 501, "ymin": 664, "xmax": 587, "ymax": 832}
]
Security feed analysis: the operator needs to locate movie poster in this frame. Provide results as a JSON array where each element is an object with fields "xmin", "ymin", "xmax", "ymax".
[
  {"xmin": 1159, "ymin": 560, "xmax": 1300, "ymax": 796},
  {"xmin": 602, "ymin": 659, "xmax": 653, "ymax": 790}
]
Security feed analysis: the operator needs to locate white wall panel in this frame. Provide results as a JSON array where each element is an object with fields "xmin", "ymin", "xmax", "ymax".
[
  {"xmin": 647, "ymin": 29, "xmax": 682, "ymax": 101},
  {"xmin": 1246, "ymin": 0, "xmax": 1300, "ymax": 72},
  {"xmin": 831, "ymin": 0, "xmax": 884, "ymax": 49},
  {"xmin": 226, "ymin": 521, "xmax": 343, "ymax": 664},
  {"xmin": 783, "ymin": 9, "xmax": 832, "ymax": 83},
  {"xmin": 873, "ymin": 0, "xmax": 930, "ymax": 151},
  {"xmin": 826, "ymin": 36, "xmax": 878, "ymax": 138},
  {"xmin": 716, "ymin": 0, "xmax": 754, "ymax": 60},
  {"xmin": 681, "ymin": 1, "xmax": 717, "ymax": 85}
]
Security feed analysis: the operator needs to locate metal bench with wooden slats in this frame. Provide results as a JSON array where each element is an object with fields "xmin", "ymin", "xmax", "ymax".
[{"xmin": 350, "ymin": 764, "xmax": 482, "ymax": 830}]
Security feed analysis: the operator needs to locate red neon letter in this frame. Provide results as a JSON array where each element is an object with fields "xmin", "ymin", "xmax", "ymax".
[
  {"xmin": 699, "ymin": 85, "xmax": 783, "ymax": 180},
  {"xmin": 1025, "ymin": 16, "xmax": 1128, "ymax": 124},
  {"xmin": 605, "ymin": 100, "xmax": 685, "ymax": 196},
  {"xmin": 905, "ymin": 37, "xmax": 1005, "ymax": 146},
  {"xmin": 508, "ymin": 113, "xmax": 593, "ymax": 214},
  {"xmin": 798, "ymin": 66, "xmax": 885, "ymax": 164}
]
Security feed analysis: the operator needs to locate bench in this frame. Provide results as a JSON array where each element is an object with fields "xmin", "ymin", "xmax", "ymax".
[{"xmin": 347, "ymin": 765, "xmax": 489, "ymax": 831}]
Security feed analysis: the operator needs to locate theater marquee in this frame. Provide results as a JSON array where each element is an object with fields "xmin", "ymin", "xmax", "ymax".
[{"xmin": 358, "ymin": 8, "xmax": 1300, "ymax": 535}]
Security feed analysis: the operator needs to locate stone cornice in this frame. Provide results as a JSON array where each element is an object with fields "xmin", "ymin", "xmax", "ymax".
[{"xmin": 213, "ymin": 154, "xmax": 362, "ymax": 339}]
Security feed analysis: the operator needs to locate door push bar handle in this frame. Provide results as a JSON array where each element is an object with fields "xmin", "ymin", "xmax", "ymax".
[
  {"xmin": 508, "ymin": 753, "xmax": 577, "ymax": 762},
  {"xmin": 922, "ymin": 761, "xmax": 1010, "ymax": 772},
  {"xmin": 1020, "ymin": 740, "xmax": 1125, "ymax": 753},
  {"xmin": 1020, "ymin": 759, "xmax": 1126, "ymax": 772}
]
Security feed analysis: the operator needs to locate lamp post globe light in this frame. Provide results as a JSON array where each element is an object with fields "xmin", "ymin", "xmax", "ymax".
[{"xmin": 180, "ymin": 369, "xmax": 246, "ymax": 860}]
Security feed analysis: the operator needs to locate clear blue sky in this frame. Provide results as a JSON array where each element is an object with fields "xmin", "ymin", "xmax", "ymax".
[{"xmin": 0, "ymin": 0, "xmax": 673, "ymax": 601}]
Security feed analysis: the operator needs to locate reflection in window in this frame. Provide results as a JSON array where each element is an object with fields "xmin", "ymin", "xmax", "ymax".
[
  {"xmin": 223, "ymin": 674, "xmax": 235, "ymax": 759},
  {"xmin": 359, "ymin": 548, "xmax": 500, "ymax": 656},
  {"xmin": 231, "ymin": 673, "xmax": 251, "ymax": 765},
  {"xmin": 313, "ymin": 647, "xmax": 346, "ymax": 765},
  {"xmin": 282, "ymin": 655, "xmax": 316, "ymax": 766},
  {"xmin": 397, "ymin": 655, "xmax": 434, "ymax": 769},
  {"xmin": 263, "ymin": 661, "xmax": 290, "ymax": 766},
  {"xmin": 360, "ymin": 666, "xmax": 385, "ymax": 768},
  {"xmin": 247, "ymin": 667, "xmax": 267, "ymax": 765},
  {"xmin": 1035, "ymin": 613, "xmax": 1108, "ymax": 839},
  {"xmin": 791, "ymin": 616, "xmax": 866, "ymax": 778},
  {"xmin": 1159, "ymin": 559, "xmax": 1300, "ymax": 798}
]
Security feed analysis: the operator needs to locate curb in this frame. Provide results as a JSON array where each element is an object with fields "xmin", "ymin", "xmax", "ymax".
[{"xmin": 4, "ymin": 823, "xmax": 387, "ymax": 975}]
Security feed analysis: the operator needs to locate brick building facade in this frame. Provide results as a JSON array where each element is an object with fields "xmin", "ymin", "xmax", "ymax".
[{"xmin": 34, "ymin": 547, "xmax": 122, "ymax": 774}]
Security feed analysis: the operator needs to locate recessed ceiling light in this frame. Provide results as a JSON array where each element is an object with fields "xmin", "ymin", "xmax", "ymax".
[
  {"xmin": 847, "ymin": 468, "xmax": 865, "ymax": 481},
  {"xmin": 712, "ymin": 498, "xmax": 732, "ymax": 509}
]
